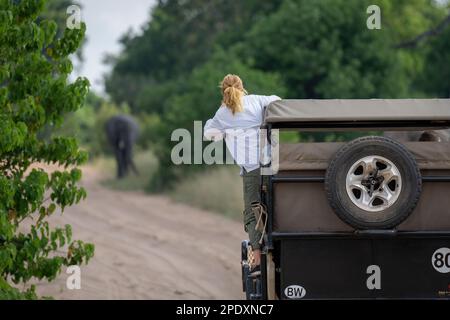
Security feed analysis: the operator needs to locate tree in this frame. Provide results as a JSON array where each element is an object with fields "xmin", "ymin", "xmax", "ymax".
[
  {"xmin": 42, "ymin": 0, "xmax": 85, "ymax": 62},
  {"xmin": 384, "ymin": 0, "xmax": 450, "ymax": 97},
  {"xmin": 379, "ymin": 0, "xmax": 449, "ymax": 96},
  {"xmin": 0, "ymin": 0, "xmax": 94, "ymax": 299},
  {"xmin": 420, "ymin": 25, "xmax": 450, "ymax": 97},
  {"xmin": 105, "ymin": 0, "xmax": 283, "ymax": 112},
  {"xmin": 242, "ymin": 0, "xmax": 417, "ymax": 99},
  {"xmin": 394, "ymin": 14, "xmax": 450, "ymax": 48}
]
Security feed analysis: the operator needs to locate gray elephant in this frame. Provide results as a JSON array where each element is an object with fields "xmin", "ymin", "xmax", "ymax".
[
  {"xmin": 384, "ymin": 130, "xmax": 450, "ymax": 142},
  {"xmin": 105, "ymin": 115, "xmax": 140, "ymax": 179}
]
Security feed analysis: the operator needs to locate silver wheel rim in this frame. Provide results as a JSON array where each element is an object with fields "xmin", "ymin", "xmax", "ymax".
[{"xmin": 345, "ymin": 155, "xmax": 402, "ymax": 212}]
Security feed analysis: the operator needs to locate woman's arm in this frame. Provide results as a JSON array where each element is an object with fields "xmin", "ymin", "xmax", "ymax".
[
  {"xmin": 259, "ymin": 95, "xmax": 282, "ymax": 108},
  {"xmin": 204, "ymin": 110, "xmax": 225, "ymax": 141}
]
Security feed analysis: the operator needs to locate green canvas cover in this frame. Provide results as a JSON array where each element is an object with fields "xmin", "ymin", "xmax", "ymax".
[{"xmin": 265, "ymin": 99, "xmax": 450, "ymax": 124}]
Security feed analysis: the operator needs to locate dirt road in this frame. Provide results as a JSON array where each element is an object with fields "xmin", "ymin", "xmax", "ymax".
[{"xmin": 35, "ymin": 167, "xmax": 246, "ymax": 300}]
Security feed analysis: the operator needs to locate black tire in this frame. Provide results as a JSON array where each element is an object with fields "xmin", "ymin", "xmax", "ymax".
[{"xmin": 325, "ymin": 136, "xmax": 422, "ymax": 230}]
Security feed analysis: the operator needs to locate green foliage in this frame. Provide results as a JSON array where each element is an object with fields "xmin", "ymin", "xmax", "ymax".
[
  {"xmin": 0, "ymin": 277, "xmax": 38, "ymax": 300},
  {"xmin": 377, "ymin": 0, "xmax": 448, "ymax": 42},
  {"xmin": 420, "ymin": 25, "xmax": 450, "ymax": 97},
  {"xmin": 0, "ymin": 0, "xmax": 94, "ymax": 299},
  {"xmin": 105, "ymin": 0, "xmax": 283, "ymax": 112},
  {"xmin": 376, "ymin": 0, "xmax": 449, "ymax": 96},
  {"xmin": 243, "ymin": 0, "xmax": 414, "ymax": 98},
  {"xmin": 41, "ymin": 0, "xmax": 85, "ymax": 61}
]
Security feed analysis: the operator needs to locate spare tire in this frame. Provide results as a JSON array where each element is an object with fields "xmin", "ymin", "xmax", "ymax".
[{"xmin": 325, "ymin": 136, "xmax": 422, "ymax": 230}]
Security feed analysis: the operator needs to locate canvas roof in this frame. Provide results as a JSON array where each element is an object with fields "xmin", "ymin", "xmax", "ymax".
[{"xmin": 264, "ymin": 99, "xmax": 450, "ymax": 124}]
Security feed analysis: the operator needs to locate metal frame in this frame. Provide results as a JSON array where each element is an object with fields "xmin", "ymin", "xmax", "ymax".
[
  {"xmin": 272, "ymin": 176, "xmax": 450, "ymax": 183},
  {"xmin": 271, "ymin": 231, "xmax": 450, "ymax": 240},
  {"xmin": 270, "ymin": 120, "xmax": 450, "ymax": 130}
]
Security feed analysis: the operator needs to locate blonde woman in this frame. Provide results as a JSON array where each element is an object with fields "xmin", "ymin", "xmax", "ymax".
[{"xmin": 204, "ymin": 74, "xmax": 281, "ymax": 271}]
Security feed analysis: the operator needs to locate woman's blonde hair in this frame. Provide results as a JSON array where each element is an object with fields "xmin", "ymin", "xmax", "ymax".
[{"xmin": 220, "ymin": 74, "xmax": 247, "ymax": 115}]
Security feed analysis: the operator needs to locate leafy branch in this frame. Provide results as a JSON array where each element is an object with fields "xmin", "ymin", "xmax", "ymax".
[
  {"xmin": 395, "ymin": 13, "xmax": 450, "ymax": 48},
  {"xmin": 0, "ymin": 0, "xmax": 94, "ymax": 299}
]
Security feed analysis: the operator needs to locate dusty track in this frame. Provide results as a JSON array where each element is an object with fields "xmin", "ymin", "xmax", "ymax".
[{"xmin": 35, "ymin": 167, "xmax": 246, "ymax": 300}]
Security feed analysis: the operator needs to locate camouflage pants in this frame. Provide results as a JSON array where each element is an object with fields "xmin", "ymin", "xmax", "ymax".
[{"xmin": 242, "ymin": 168, "xmax": 263, "ymax": 250}]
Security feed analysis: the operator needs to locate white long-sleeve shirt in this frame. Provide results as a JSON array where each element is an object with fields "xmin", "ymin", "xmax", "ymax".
[{"xmin": 204, "ymin": 94, "xmax": 281, "ymax": 174}]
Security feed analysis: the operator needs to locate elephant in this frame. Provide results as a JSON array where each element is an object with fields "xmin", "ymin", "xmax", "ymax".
[{"xmin": 105, "ymin": 115, "xmax": 140, "ymax": 179}]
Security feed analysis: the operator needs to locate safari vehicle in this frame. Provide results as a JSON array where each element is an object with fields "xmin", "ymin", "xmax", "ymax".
[{"xmin": 241, "ymin": 99, "xmax": 450, "ymax": 300}]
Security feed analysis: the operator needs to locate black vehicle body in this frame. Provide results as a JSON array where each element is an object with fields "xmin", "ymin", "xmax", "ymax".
[{"xmin": 242, "ymin": 99, "xmax": 450, "ymax": 300}]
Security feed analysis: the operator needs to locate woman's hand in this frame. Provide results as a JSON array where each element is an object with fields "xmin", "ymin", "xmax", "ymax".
[{"xmin": 252, "ymin": 249, "xmax": 261, "ymax": 267}]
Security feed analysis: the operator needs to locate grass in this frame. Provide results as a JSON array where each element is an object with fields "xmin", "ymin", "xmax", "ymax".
[
  {"xmin": 94, "ymin": 150, "xmax": 159, "ymax": 192},
  {"xmin": 94, "ymin": 150, "xmax": 244, "ymax": 220},
  {"xmin": 170, "ymin": 166, "xmax": 244, "ymax": 221}
]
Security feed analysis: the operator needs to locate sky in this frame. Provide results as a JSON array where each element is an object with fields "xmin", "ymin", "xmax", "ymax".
[{"xmin": 76, "ymin": 0, "xmax": 156, "ymax": 94}]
